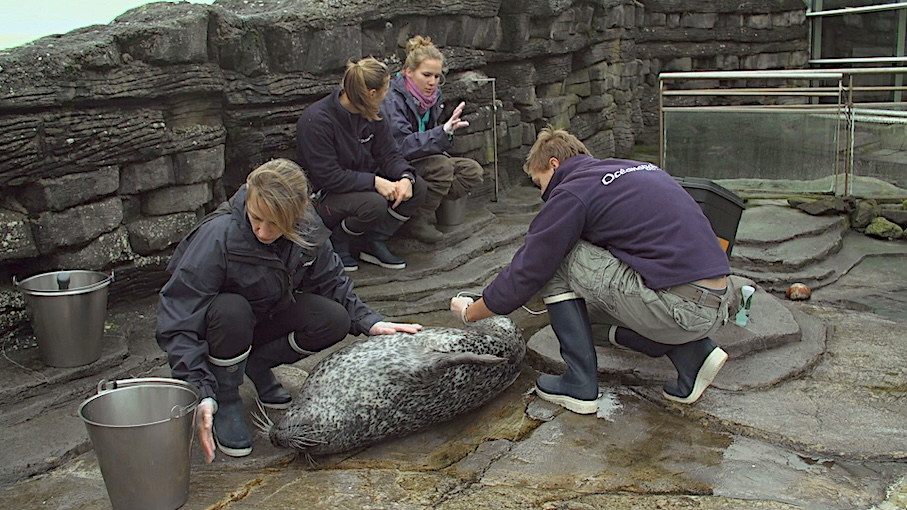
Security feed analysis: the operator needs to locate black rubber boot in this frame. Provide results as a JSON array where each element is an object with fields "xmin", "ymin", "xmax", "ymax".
[
  {"xmin": 663, "ymin": 337, "xmax": 728, "ymax": 404},
  {"xmin": 330, "ymin": 222, "xmax": 360, "ymax": 272},
  {"xmin": 245, "ymin": 334, "xmax": 313, "ymax": 410},
  {"xmin": 608, "ymin": 326, "xmax": 672, "ymax": 357},
  {"xmin": 401, "ymin": 215, "xmax": 443, "ymax": 243},
  {"xmin": 209, "ymin": 357, "xmax": 252, "ymax": 457},
  {"xmin": 401, "ymin": 189, "xmax": 444, "ymax": 242},
  {"xmin": 535, "ymin": 298, "xmax": 600, "ymax": 414},
  {"xmin": 360, "ymin": 213, "xmax": 406, "ymax": 269}
]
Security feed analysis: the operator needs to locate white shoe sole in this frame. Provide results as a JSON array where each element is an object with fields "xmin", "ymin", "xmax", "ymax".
[
  {"xmin": 535, "ymin": 387, "xmax": 599, "ymax": 414},
  {"xmin": 663, "ymin": 347, "xmax": 728, "ymax": 404},
  {"xmin": 360, "ymin": 252, "xmax": 406, "ymax": 269},
  {"xmin": 214, "ymin": 434, "xmax": 252, "ymax": 457}
]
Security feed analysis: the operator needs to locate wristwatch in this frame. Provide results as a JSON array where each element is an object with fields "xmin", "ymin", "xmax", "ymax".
[{"xmin": 402, "ymin": 173, "xmax": 416, "ymax": 186}]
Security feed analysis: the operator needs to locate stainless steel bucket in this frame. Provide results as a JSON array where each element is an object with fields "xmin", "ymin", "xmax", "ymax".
[
  {"xmin": 78, "ymin": 378, "xmax": 200, "ymax": 510},
  {"xmin": 14, "ymin": 270, "xmax": 113, "ymax": 367},
  {"xmin": 436, "ymin": 196, "xmax": 467, "ymax": 226}
]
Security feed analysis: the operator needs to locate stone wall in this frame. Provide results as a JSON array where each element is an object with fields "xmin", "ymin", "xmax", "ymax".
[
  {"xmin": 634, "ymin": 0, "xmax": 809, "ymax": 145},
  {"xmin": 0, "ymin": 0, "xmax": 807, "ymax": 341}
]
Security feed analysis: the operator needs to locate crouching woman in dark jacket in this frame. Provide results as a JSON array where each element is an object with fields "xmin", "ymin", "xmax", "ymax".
[{"xmin": 156, "ymin": 158, "xmax": 422, "ymax": 463}]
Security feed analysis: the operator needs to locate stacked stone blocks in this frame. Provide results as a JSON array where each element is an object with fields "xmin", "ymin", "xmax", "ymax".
[{"xmin": 0, "ymin": 0, "xmax": 809, "ymax": 344}]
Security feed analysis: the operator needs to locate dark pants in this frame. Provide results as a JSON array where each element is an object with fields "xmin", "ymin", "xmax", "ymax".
[
  {"xmin": 205, "ymin": 292, "xmax": 351, "ymax": 358},
  {"xmin": 313, "ymin": 176, "xmax": 428, "ymax": 233}
]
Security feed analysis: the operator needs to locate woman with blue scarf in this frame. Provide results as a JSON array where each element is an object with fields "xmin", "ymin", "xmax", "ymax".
[{"xmin": 380, "ymin": 35, "xmax": 484, "ymax": 243}]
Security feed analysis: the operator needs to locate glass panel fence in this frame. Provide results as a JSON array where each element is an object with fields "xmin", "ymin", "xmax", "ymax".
[
  {"xmin": 850, "ymin": 103, "xmax": 907, "ymax": 197},
  {"xmin": 662, "ymin": 106, "xmax": 843, "ymax": 195},
  {"xmin": 660, "ymin": 69, "xmax": 907, "ymax": 199}
]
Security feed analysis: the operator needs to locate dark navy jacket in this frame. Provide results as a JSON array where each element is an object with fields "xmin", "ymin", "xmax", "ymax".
[
  {"xmin": 156, "ymin": 185, "xmax": 382, "ymax": 400},
  {"xmin": 483, "ymin": 155, "xmax": 731, "ymax": 315},
  {"xmin": 380, "ymin": 74, "xmax": 452, "ymax": 160},
  {"xmin": 296, "ymin": 88, "xmax": 415, "ymax": 194}
]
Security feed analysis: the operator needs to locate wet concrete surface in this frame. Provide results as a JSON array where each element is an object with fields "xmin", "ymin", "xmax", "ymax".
[{"xmin": 2, "ymin": 194, "xmax": 907, "ymax": 509}]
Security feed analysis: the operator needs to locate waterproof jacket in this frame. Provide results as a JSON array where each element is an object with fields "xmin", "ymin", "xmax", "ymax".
[
  {"xmin": 381, "ymin": 74, "xmax": 452, "ymax": 161},
  {"xmin": 296, "ymin": 88, "xmax": 416, "ymax": 195},
  {"xmin": 156, "ymin": 185, "xmax": 382, "ymax": 400}
]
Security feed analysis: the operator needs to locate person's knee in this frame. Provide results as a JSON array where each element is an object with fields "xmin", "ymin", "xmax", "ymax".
[
  {"xmin": 411, "ymin": 174, "xmax": 429, "ymax": 201},
  {"xmin": 207, "ymin": 294, "xmax": 253, "ymax": 329},
  {"xmin": 295, "ymin": 314, "xmax": 350, "ymax": 351},
  {"xmin": 415, "ymin": 155, "xmax": 455, "ymax": 181},
  {"xmin": 394, "ymin": 176, "xmax": 428, "ymax": 217},
  {"xmin": 448, "ymin": 158, "xmax": 484, "ymax": 198},
  {"xmin": 206, "ymin": 293, "xmax": 254, "ymax": 356},
  {"xmin": 541, "ymin": 269, "xmax": 573, "ymax": 300},
  {"xmin": 458, "ymin": 158, "xmax": 484, "ymax": 181},
  {"xmin": 344, "ymin": 193, "xmax": 388, "ymax": 231}
]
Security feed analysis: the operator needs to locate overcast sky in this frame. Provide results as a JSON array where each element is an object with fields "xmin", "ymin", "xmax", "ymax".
[{"xmin": 0, "ymin": 0, "xmax": 216, "ymax": 50}]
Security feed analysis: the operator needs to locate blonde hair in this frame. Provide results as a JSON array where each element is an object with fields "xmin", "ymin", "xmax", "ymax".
[
  {"xmin": 341, "ymin": 57, "xmax": 389, "ymax": 121},
  {"xmin": 403, "ymin": 35, "xmax": 444, "ymax": 72},
  {"xmin": 245, "ymin": 158, "xmax": 312, "ymax": 248},
  {"xmin": 523, "ymin": 126, "xmax": 593, "ymax": 174}
]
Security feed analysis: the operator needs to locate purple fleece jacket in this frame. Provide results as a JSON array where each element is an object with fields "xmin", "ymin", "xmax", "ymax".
[{"xmin": 482, "ymin": 155, "xmax": 730, "ymax": 315}]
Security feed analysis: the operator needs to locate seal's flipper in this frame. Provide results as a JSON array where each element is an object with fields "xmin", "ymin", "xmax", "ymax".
[
  {"xmin": 390, "ymin": 350, "xmax": 509, "ymax": 387},
  {"xmin": 430, "ymin": 351, "xmax": 508, "ymax": 370}
]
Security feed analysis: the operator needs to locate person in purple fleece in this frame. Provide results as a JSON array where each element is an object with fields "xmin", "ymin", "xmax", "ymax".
[{"xmin": 450, "ymin": 127, "xmax": 730, "ymax": 414}]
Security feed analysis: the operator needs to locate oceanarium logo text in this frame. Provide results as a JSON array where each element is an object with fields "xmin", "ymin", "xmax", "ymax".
[{"xmin": 601, "ymin": 163, "xmax": 660, "ymax": 185}]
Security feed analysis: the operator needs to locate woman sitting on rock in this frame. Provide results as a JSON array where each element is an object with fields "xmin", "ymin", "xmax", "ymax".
[
  {"xmin": 381, "ymin": 35, "xmax": 484, "ymax": 243},
  {"xmin": 296, "ymin": 57, "xmax": 428, "ymax": 271}
]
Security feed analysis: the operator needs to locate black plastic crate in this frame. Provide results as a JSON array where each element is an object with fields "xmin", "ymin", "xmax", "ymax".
[{"xmin": 675, "ymin": 176, "xmax": 745, "ymax": 256}]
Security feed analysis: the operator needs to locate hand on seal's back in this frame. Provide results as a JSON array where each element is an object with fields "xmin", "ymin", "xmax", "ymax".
[{"xmin": 369, "ymin": 321, "xmax": 423, "ymax": 335}]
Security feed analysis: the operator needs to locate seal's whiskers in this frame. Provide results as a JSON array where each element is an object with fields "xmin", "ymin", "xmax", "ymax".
[
  {"xmin": 251, "ymin": 398, "xmax": 274, "ymax": 435},
  {"xmin": 285, "ymin": 422, "xmax": 326, "ymax": 449}
]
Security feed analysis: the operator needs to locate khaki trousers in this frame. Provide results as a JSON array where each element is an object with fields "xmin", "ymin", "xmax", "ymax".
[{"xmin": 541, "ymin": 240, "xmax": 729, "ymax": 345}]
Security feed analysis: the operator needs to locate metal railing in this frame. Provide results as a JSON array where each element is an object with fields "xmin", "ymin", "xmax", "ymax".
[{"xmin": 659, "ymin": 68, "xmax": 907, "ymax": 198}]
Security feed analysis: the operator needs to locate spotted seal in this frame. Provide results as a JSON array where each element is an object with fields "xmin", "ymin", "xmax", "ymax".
[{"xmin": 261, "ymin": 316, "xmax": 524, "ymax": 456}]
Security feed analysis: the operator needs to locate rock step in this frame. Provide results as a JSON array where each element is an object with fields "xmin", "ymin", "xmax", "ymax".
[
  {"xmin": 733, "ymin": 230, "xmax": 907, "ymax": 292},
  {"xmin": 734, "ymin": 205, "xmax": 847, "ymax": 246},
  {"xmin": 731, "ymin": 229, "xmax": 845, "ymax": 272}
]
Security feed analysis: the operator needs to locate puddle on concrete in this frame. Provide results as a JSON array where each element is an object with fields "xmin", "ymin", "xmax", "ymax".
[{"xmin": 595, "ymin": 386, "xmax": 622, "ymax": 421}]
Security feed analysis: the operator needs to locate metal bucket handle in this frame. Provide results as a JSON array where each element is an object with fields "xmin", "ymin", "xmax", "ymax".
[
  {"xmin": 170, "ymin": 404, "xmax": 194, "ymax": 419},
  {"xmin": 13, "ymin": 271, "xmax": 115, "ymax": 293},
  {"xmin": 97, "ymin": 378, "xmax": 115, "ymax": 393},
  {"xmin": 95, "ymin": 378, "xmax": 196, "ymax": 419}
]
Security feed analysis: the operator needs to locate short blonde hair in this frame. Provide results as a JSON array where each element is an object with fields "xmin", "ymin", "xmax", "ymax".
[
  {"xmin": 245, "ymin": 158, "xmax": 312, "ymax": 248},
  {"xmin": 403, "ymin": 35, "xmax": 444, "ymax": 72},
  {"xmin": 341, "ymin": 57, "xmax": 390, "ymax": 121},
  {"xmin": 523, "ymin": 126, "xmax": 592, "ymax": 174}
]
